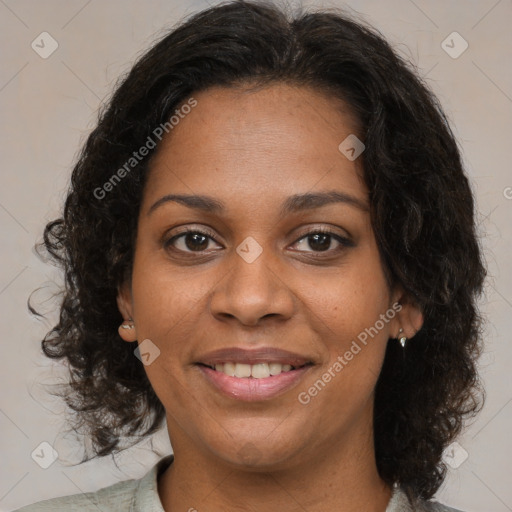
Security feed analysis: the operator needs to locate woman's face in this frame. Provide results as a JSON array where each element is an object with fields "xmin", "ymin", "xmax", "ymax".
[{"xmin": 118, "ymin": 83, "xmax": 422, "ymax": 469}]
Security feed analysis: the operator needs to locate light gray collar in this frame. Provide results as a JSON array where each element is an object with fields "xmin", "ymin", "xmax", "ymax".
[
  {"xmin": 131, "ymin": 456, "xmax": 458, "ymax": 512},
  {"xmin": 387, "ymin": 485, "xmax": 415, "ymax": 511}
]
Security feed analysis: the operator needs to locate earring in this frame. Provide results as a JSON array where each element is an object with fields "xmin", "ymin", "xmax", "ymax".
[
  {"xmin": 397, "ymin": 328, "xmax": 407, "ymax": 348},
  {"xmin": 120, "ymin": 319, "xmax": 134, "ymax": 329}
]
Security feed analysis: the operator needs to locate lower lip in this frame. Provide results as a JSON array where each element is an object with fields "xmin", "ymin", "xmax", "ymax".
[{"xmin": 198, "ymin": 365, "xmax": 311, "ymax": 401}]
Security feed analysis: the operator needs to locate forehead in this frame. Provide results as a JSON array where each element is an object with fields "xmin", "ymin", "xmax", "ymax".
[{"xmin": 143, "ymin": 83, "xmax": 367, "ymax": 211}]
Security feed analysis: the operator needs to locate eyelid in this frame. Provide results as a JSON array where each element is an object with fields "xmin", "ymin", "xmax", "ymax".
[
  {"xmin": 292, "ymin": 224, "xmax": 353, "ymax": 243},
  {"xmin": 172, "ymin": 225, "xmax": 219, "ymax": 240}
]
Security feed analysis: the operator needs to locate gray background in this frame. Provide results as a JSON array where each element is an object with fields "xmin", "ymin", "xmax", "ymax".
[{"xmin": 1, "ymin": 0, "xmax": 511, "ymax": 510}]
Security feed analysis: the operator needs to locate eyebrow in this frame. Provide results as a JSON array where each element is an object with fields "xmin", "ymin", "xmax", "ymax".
[{"xmin": 147, "ymin": 190, "xmax": 369, "ymax": 216}]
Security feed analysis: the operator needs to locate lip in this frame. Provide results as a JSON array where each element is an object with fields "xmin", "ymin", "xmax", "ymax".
[
  {"xmin": 196, "ymin": 347, "xmax": 312, "ymax": 367},
  {"xmin": 195, "ymin": 346, "xmax": 314, "ymax": 401},
  {"xmin": 198, "ymin": 364, "xmax": 312, "ymax": 401}
]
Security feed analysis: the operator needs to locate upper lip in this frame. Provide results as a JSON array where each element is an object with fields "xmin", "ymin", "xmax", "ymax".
[{"xmin": 196, "ymin": 347, "xmax": 313, "ymax": 367}]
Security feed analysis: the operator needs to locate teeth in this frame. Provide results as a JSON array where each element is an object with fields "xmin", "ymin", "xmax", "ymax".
[
  {"xmin": 223, "ymin": 362, "xmax": 236, "ymax": 377},
  {"xmin": 269, "ymin": 363, "xmax": 283, "ymax": 375},
  {"xmin": 234, "ymin": 363, "xmax": 252, "ymax": 378},
  {"xmin": 251, "ymin": 363, "xmax": 270, "ymax": 378},
  {"xmin": 211, "ymin": 362, "xmax": 296, "ymax": 378}
]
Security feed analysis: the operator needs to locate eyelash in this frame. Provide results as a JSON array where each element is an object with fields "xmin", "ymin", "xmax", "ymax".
[{"xmin": 163, "ymin": 226, "xmax": 353, "ymax": 257}]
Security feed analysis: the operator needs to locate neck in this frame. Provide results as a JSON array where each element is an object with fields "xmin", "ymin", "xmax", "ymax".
[{"xmin": 158, "ymin": 416, "xmax": 392, "ymax": 512}]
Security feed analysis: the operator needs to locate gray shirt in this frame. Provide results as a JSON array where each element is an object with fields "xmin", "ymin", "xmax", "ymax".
[{"xmin": 13, "ymin": 455, "xmax": 463, "ymax": 512}]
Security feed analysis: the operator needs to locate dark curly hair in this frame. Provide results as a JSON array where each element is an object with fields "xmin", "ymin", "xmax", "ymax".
[{"xmin": 32, "ymin": 0, "xmax": 486, "ymax": 502}]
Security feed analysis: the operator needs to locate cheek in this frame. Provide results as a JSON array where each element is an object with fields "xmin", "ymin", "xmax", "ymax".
[
  {"xmin": 128, "ymin": 257, "xmax": 197, "ymax": 393},
  {"xmin": 131, "ymin": 249, "xmax": 210, "ymax": 334},
  {"xmin": 300, "ymin": 254, "xmax": 391, "ymax": 348},
  {"xmin": 129, "ymin": 256, "xmax": 202, "ymax": 408},
  {"xmin": 296, "ymin": 266, "xmax": 391, "ymax": 420}
]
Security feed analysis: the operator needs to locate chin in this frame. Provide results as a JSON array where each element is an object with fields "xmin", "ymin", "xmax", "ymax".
[{"xmin": 205, "ymin": 432, "xmax": 305, "ymax": 471}]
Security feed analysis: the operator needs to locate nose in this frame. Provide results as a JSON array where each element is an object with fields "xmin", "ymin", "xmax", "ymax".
[{"xmin": 209, "ymin": 245, "xmax": 296, "ymax": 327}]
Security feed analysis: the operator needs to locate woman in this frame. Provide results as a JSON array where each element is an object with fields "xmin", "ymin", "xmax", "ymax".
[{"xmin": 16, "ymin": 0, "xmax": 485, "ymax": 510}]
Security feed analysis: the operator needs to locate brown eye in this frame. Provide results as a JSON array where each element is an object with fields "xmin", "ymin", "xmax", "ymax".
[
  {"xmin": 164, "ymin": 229, "xmax": 222, "ymax": 253},
  {"xmin": 291, "ymin": 229, "xmax": 353, "ymax": 254},
  {"xmin": 305, "ymin": 233, "xmax": 332, "ymax": 252}
]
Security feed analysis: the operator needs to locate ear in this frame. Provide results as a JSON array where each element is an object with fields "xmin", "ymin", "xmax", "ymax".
[
  {"xmin": 390, "ymin": 286, "xmax": 424, "ymax": 340},
  {"xmin": 116, "ymin": 282, "xmax": 137, "ymax": 342}
]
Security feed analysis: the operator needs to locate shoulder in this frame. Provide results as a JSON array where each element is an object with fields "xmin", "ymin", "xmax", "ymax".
[
  {"xmin": 12, "ymin": 455, "xmax": 174, "ymax": 512},
  {"xmin": 13, "ymin": 478, "xmax": 139, "ymax": 511},
  {"xmin": 418, "ymin": 501, "xmax": 465, "ymax": 512},
  {"xmin": 389, "ymin": 485, "xmax": 467, "ymax": 512},
  {"xmin": 417, "ymin": 501, "xmax": 465, "ymax": 512}
]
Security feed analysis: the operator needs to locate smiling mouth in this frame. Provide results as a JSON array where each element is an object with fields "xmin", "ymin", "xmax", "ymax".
[
  {"xmin": 198, "ymin": 362, "xmax": 312, "ymax": 378},
  {"xmin": 197, "ymin": 361, "xmax": 313, "ymax": 401}
]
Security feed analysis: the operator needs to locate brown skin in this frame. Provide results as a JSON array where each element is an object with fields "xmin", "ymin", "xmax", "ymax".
[{"xmin": 117, "ymin": 83, "xmax": 423, "ymax": 512}]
